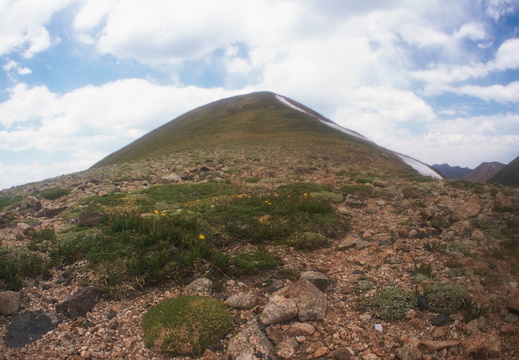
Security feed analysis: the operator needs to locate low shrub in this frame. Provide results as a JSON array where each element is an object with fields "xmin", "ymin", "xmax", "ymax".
[
  {"xmin": 372, "ymin": 287, "xmax": 416, "ymax": 321},
  {"xmin": 39, "ymin": 187, "xmax": 70, "ymax": 200},
  {"xmin": 424, "ymin": 282, "xmax": 470, "ymax": 314}
]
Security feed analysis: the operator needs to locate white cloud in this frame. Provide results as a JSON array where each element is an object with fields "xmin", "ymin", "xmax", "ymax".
[
  {"xmin": 0, "ymin": 80, "xmax": 240, "ymax": 163},
  {"xmin": 486, "ymin": 0, "xmax": 518, "ymax": 20},
  {"xmin": 489, "ymin": 38, "xmax": 519, "ymax": 71},
  {"xmin": 0, "ymin": 0, "xmax": 70, "ymax": 57},
  {"xmin": 452, "ymin": 81, "xmax": 519, "ymax": 103}
]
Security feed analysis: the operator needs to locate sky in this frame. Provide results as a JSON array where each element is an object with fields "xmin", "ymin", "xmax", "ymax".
[{"xmin": 1, "ymin": 0, "xmax": 519, "ymax": 190}]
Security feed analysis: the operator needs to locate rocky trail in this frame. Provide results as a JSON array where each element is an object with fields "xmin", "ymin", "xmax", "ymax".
[{"xmin": 0, "ymin": 151, "xmax": 518, "ymax": 359}]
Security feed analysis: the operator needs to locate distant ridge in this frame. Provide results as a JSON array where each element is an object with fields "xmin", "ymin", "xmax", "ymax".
[
  {"xmin": 489, "ymin": 156, "xmax": 519, "ymax": 186},
  {"xmin": 462, "ymin": 162, "xmax": 505, "ymax": 183},
  {"xmin": 92, "ymin": 91, "xmax": 440, "ymax": 179},
  {"xmin": 432, "ymin": 163, "xmax": 472, "ymax": 179}
]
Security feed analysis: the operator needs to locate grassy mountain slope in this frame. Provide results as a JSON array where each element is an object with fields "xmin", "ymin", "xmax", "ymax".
[
  {"xmin": 92, "ymin": 91, "xmax": 417, "ymax": 178},
  {"xmin": 489, "ymin": 155, "xmax": 519, "ymax": 186}
]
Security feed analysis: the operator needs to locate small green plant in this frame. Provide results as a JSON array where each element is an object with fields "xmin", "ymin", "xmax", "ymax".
[
  {"xmin": 447, "ymin": 241, "xmax": 471, "ymax": 255},
  {"xmin": 241, "ymin": 176, "xmax": 262, "ymax": 183},
  {"xmin": 0, "ymin": 248, "xmax": 50, "ymax": 290},
  {"xmin": 424, "ymin": 241, "xmax": 447, "ymax": 253},
  {"xmin": 142, "ymin": 296, "xmax": 233, "ymax": 356},
  {"xmin": 231, "ymin": 247, "xmax": 278, "ymax": 275},
  {"xmin": 413, "ymin": 262, "xmax": 432, "ymax": 277},
  {"xmin": 27, "ymin": 227, "xmax": 56, "ymax": 252},
  {"xmin": 354, "ymin": 277, "xmax": 376, "ymax": 292},
  {"xmin": 39, "ymin": 187, "xmax": 70, "ymax": 200},
  {"xmin": 401, "ymin": 186, "xmax": 421, "ymax": 199},
  {"xmin": 447, "ymin": 266, "xmax": 465, "ymax": 278},
  {"xmin": 430, "ymin": 215, "xmax": 446, "ymax": 229},
  {"xmin": 372, "ymin": 287, "xmax": 416, "ymax": 321},
  {"xmin": 424, "ymin": 282, "xmax": 471, "ymax": 314},
  {"xmin": 288, "ymin": 232, "xmax": 328, "ymax": 250},
  {"xmin": 462, "ymin": 298, "xmax": 488, "ymax": 323}
]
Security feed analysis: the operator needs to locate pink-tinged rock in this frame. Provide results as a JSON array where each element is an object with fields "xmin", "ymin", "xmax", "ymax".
[
  {"xmin": 506, "ymin": 288, "xmax": 519, "ymax": 312},
  {"xmin": 494, "ymin": 192, "xmax": 513, "ymax": 212},
  {"xmin": 260, "ymin": 295, "xmax": 298, "ymax": 325},
  {"xmin": 417, "ymin": 339, "xmax": 460, "ymax": 353},
  {"xmin": 228, "ymin": 322, "xmax": 274, "ymax": 360},
  {"xmin": 461, "ymin": 332, "xmax": 502, "ymax": 359},
  {"xmin": 284, "ymin": 277, "xmax": 326, "ymax": 321},
  {"xmin": 451, "ymin": 197, "xmax": 481, "ymax": 221}
]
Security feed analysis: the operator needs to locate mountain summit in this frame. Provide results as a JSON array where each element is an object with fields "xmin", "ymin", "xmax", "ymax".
[{"xmin": 93, "ymin": 91, "xmax": 440, "ymax": 179}]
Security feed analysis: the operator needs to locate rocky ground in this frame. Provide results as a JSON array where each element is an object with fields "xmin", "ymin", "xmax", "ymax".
[{"xmin": 0, "ymin": 150, "xmax": 518, "ymax": 359}]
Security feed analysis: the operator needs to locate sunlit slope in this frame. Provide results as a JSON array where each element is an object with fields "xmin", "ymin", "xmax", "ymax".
[{"xmin": 92, "ymin": 91, "xmax": 417, "ymax": 177}]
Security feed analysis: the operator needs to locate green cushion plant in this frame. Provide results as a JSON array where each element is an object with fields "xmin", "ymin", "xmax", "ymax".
[{"xmin": 142, "ymin": 295, "xmax": 233, "ymax": 356}]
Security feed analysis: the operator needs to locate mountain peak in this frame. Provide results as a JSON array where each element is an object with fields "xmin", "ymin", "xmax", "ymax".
[{"xmin": 92, "ymin": 92, "xmax": 438, "ymax": 179}]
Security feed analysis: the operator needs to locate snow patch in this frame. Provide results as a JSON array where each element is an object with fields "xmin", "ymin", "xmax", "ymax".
[
  {"xmin": 397, "ymin": 154, "xmax": 442, "ymax": 179},
  {"xmin": 317, "ymin": 119, "xmax": 373, "ymax": 143},
  {"xmin": 275, "ymin": 94, "xmax": 371, "ymax": 143},
  {"xmin": 276, "ymin": 94, "xmax": 312, "ymax": 115}
]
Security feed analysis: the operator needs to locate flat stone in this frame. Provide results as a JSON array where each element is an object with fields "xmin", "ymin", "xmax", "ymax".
[
  {"xmin": 430, "ymin": 313, "xmax": 451, "ymax": 326},
  {"xmin": 338, "ymin": 237, "xmax": 357, "ymax": 251},
  {"xmin": 56, "ymin": 286, "xmax": 101, "ymax": 319},
  {"xmin": 0, "ymin": 291, "xmax": 21, "ymax": 315},
  {"xmin": 417, "ymin": 339, "xmax": 460, "ymax": 353},
  {"xmin": 329, "ymin": 347, "xmax": 352, "ymax": 360},
  {"xmin": 6, "ymin": 311, "xmax": 61, "ymax": 348},
  {"xmin": 504, "ymin": 312, "xmax": 519, "ymax": 323},
  {"xmin": 225, "ymin": 292, "xmax": 257, "ymax": 310}
]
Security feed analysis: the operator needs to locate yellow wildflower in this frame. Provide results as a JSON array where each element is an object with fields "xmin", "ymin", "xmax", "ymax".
[
  {"xmin": 153, "ymin": 210, "xmax": 159, "ymax": 214},
  {"xmin": 199, "ymin": 234, "xmax": 205, "ymax": 240}
]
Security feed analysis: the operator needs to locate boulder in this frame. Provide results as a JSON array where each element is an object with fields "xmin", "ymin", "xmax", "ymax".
[
  {"xmin": 259, "ymin": 295, "xmax": 298, "ymax": 325},
  {"xmin": 16, "ymin": 222, "xmax": 32, "ymax": 236},
  {"xmin": 451, "ymin": 197, "xmax": 480, "ymax": 221},
  {"xmin": 6, "ymin": 311, "xmax": 61, "ymax": 348},
  {"xmin": 494, "ymin": 192, "xmax": 513, "ymax": 212},
  {"xmin": 56, "ymin": 286, "xmax": 101, "ymax": 319},
  {"xmin": 0, "ymin": 291, "xmax": 21, "ymax": 315},
  {"xmin": 22, "ymin": 196, "xmax": 41, "ymax": 211},
  {"xmin": 184, "ymin": 277, "xmax": 213, "ymax": 295},
  {"xmin": 284, "ymin": 277, "xmax": 326, "ymax": 322},
  {"xmin": 461, "ymin": 332, "xmax": 502, "ymax": 359},
  {"xmin": 227, "ymin": 322, "xmax": 274, "ymax": 360},
  {"xmin": 301, "ymin": 271, "xmax": 328, "ymax": 291},
  {"xmin": 225, "ymin": 292, "xmax": 257, "ymax": 310},
  {"xmin": 161, "ymin": 173, "xmax": 182, "ymax": 184},
  {"xmin": 338, "ymin": 236, "xmax": 357, "ymax": 251}
]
